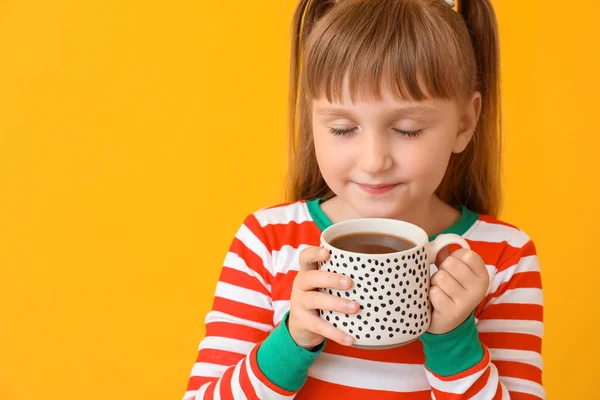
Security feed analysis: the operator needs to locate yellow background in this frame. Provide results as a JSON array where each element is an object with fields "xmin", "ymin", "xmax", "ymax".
[{"xmin": 0, "ymin": 0, "xmax": 597, "ymax": 399}]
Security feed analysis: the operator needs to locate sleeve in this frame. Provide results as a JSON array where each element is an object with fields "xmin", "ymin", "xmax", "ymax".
[
  {"xmin": 420, "ymin": 236, "xmax": 545, "ymax": 399},
  {"xmin": 182, "ymin": 214, "xmax": 321, "ymax": 400}
]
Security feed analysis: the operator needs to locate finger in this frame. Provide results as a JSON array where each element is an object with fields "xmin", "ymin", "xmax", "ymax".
[
  {"xmin": 306, "ymin": 312, "xmax": 355, "ymax": 346},
  {"xmin": 448, "ymin": 249, "xmax": 487, "ymax": 278},
  {"xmin": 298, "ymin": 247, "xmax": 330, "ymax": 273},
  {"xmin": 296, "ymin": 269, "xmax": 352, "ymax": 292},
  {"xmin": 438, "ymin": 256, "xmax": 475, "ymax": 289},
  {"xmin": 303, "ymin": 291, "xmax": 359, "ymax": 314},
  {"xmin": 430, "ymin": 270, "xmax": 464, "ymax": 301},
  {"xmin": 429, "ymin": 284, "xmax": 454, "ymax": 310},
  {"xmin": 435, "ymin": 245, "xmax": 452, "ymax": 266}
]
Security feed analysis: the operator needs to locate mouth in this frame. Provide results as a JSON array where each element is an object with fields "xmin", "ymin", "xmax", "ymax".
[{"xmin": 355, "ymin": 182, "xmax": 399, "ymax": 195}]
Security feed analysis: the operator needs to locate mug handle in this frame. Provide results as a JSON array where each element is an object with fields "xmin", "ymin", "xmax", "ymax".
[{"xmin": 426, "ymin": 233, "xmax": 470, "ymax": 264}]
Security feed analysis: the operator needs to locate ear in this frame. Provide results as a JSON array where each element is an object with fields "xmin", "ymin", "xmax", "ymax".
[{"xmin": 453, "ymin": 91, "xmax": 482, "ymax": 153}]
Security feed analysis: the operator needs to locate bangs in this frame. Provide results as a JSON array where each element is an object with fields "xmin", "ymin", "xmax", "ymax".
[{"xmin": 302, "ymin": 0, "xmax": 476, "ymax": 104}]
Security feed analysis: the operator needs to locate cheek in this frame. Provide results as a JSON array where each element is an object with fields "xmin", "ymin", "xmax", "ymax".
[
  {"xmin": 314, "ymin": 132, "xmax": 353, "ymax": 177},
  {"xmin": 399, "ymin": 135, "xmax": 454, "ymax": 182}
]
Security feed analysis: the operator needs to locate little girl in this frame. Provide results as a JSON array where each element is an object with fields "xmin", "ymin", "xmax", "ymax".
[{"xmin": 183, "ymin": 0, "xmax": 544, "ymax": 398}]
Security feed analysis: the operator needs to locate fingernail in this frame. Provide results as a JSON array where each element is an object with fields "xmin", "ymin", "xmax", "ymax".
[
  {"xmin": 340, "ymin": 277, "xmax": 351, "ymax": 287},
  {"xmin": 346, "ymin": 301, "xmax": 357, "ymax": 310},
  {"xmin": 344, "ymin": 336, "xmax": 354, "ymax": 345}
]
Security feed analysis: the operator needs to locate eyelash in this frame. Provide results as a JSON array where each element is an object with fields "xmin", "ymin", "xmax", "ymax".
[{"xmin": 328, "ymin": 127, "xmax": 424, "ymax": 137}]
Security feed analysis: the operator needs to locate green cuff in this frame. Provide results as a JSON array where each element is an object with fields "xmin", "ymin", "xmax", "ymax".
[
  {"xmin": 256, "ymin": 311, "xmax": 325, "ymax": 391},
  {"xmin": 419, "ymin": 313, "xmax": 484, "ymax": 376}
]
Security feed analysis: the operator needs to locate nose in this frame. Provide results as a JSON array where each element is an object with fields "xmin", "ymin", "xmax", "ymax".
[{"xmin": 356, "ymin": 132, "xmax": 393, "ymax": 174}]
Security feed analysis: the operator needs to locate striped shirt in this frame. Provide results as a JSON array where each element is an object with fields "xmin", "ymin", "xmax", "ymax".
[{"xmin": 183, "ymin": 200, "xmax": 544, "ymax": 399}]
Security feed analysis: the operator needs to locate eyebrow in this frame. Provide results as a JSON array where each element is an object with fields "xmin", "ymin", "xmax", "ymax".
[{"xmin": 315, "ymin": 105, "xmax": 438, "ymax": 117}]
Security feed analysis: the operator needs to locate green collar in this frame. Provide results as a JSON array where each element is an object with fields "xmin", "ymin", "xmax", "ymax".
[{"xmin": 306, "ymin": 198, "xmax": 479, "ymax": 241}]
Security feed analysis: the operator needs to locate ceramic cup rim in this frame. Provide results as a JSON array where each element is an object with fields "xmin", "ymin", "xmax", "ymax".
[{"xmin": 320, "ymin": 218, "xmax": 428, "ymax": 257}]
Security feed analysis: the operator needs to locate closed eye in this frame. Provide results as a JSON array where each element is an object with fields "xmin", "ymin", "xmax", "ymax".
[{"xmin": 329, "ymin": 127, "xmax": 424, "ymax": 137}]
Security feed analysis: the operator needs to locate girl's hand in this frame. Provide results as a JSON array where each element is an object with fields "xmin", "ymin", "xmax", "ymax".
[
  {"xmin": 427, "ymin": 248, "xmax": 490, "ymax": 334},
  {"xmin": 287, "ymin": 247, "xmax": 360, "ymax": 349}
]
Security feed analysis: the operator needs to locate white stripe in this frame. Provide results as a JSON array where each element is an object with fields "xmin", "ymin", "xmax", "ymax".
[
  {"xmin": 273, "ymin": 300, "xmax": 291, "ymax": 325},
  {"xmin": 500, "ymin": 381, "xmax": 510, "ymax": 400},
  {"xmin": 182, "ymin": 390, "xmax": 197, "ymax": 400},
  {"xmin": 191, "ymin": 362, "xmax": 228, "ymax": 378},
  {"xmin": 309, "ymin": 353, "xmax": 429, "ymax": 392},
  {"xmin": 500, "ymin": 382, "xmax": 510, "ymax": 398},
  {"xmin": 271, "ymin": 244, "xmax": 310, "ymax": 275},
  {"xmin": 489, "ymin": 288, "xmax": 544, "ymax": 306},
  {"xmin": 230, "ymin": 361, "xmax": 247, "ymax": 400},
  {"xmin": 254, "ymin": 202, "xmax": 311, "ymax": 227},
  {"xmin": 215, "ymin": 282, "xmax": 273, "ymax": 310},
  {"xmin": 465, "ymin": 221, "xmax": 530, "ymax": 248},
  {"xmin": 244, "ymin": 355, "xmax": 296, "ymax": 400},
  {"xmin": 502, "ymin": 377, "xmax": 546, "ymax": 398},
  {"xmin": 489, "ymin": 256, "xmax": 540, "ymax": 293},
  {"xmin": 199, "ymin": 336, "xmax": 256, "ymax": 355},
  {"xmin": 223, "ymin": 252, "xmax": 271, "ymax": 292},
  {"xmin": 195, "ymin": 383, "xmax": 210, "ymax": 399},
  {"xmin": 236, "ymin": 224, "xmax": 274, "ymax": 275},
  {"xmin": 425, "ymin": 362, "xmax": 487, "ymax": 394},
  {"xmin": 213, "ymin": 378, "xmax": 222, "ymax": 400},
  {"xmin": 205, "ymin": 311, "xmax": 273, "ymax": 333},
  {"xmin": 477, "ymin": 319, "xmax": 544, "ymax": 337},
  {"xmin": 471, "ymin": 364, "xmax": 500, "ymax": 399},
  {"xmin": 489, "ymin": 349, "xmax": 543, "ymax": 370}
]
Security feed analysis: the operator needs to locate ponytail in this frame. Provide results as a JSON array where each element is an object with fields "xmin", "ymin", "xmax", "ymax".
[{"xmin": 437, "ymin": 0, "xmax": 502, "ymax": 216}]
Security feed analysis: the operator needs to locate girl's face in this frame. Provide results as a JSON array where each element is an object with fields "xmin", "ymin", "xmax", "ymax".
[{"xmin": 311, "ymin": 85, "xmax": 480, "ymax": 219}]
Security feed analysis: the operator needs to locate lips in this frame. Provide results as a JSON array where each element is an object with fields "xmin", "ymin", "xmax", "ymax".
[{"xmin": 356, "ymin": 183, "xmax": 398, "ymax": 194}]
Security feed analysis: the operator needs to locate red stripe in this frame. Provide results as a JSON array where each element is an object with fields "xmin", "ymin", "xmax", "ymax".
[
  {"xmin": 239, "ymin": 358, "xmax": 259, "ymax": 399},
  {"xmin": 212, "ymin": 297, "xmax": 273, "ymax": 325},
  {"xmin": 324, "ymin": 339, "xmax": 425, "ymax": 364},
  {"xmin": 479, "ymin": 332, "xmax": 542, "ymax": 353},
  {"xmin": 484, "ymin": 272, "xmax": 542, "ymax": 305},
  {"xmin": 219, "ymin": 267, "xmax": 271, "ymax": 297},
  {"xmin": 186, "ymin": 376, "xmax": 216, "ymax": 391},
  {"xmin": 296, "ymin": 377, "xmax": 431, "ymax": 399},
  {"xmin": 272, "ymin": 271, "xmax": 296, "ymax": 301},
  {"xmin": 430, "ymin": 367, "xmax": 491, "ymax": 399},
  {"xmin": 202, "ymin": 381, "xmax": 216, "ymax": 400},
  {"xmin": 206, "ymin": 322, "xmax": 270, "ymax": 343},
  {"xmin": 229, "ymin": 238, "xmax": 273, "ymax": 284},
  {"xmin": 197, "ymin": 349, "xmax": 245, "ymax": 366},
  {"xmin": 219, "ymin": 366, "xmax": 235, "ymax": 400},
  {"xmin": 491, "ymin": 381, "xmax": 504, "ymax": 399},
  {"xmin": 464, "ymin": 367, "xmax": 492, "ymax": 397},
  {"xmin": 261, "ymin": 220, "xmax": 321, "ymax": 251},
  {"xmin": 247, "ymin": 345, "xmax": 296, "ymax": 396},
  {"xmin": 494, "ymin": 360, "xmax": 542, "ymax": 383},
  {"xmin": 495, "ymin": 241, "xmax": 537, "ymax": 273},
  {"xmin": 243, "ymin": 214, "xmax": 270, "ymax": 247},
  {"xmin": 480, "ymin": 303, "xmax": 543, "ymax": 321}
]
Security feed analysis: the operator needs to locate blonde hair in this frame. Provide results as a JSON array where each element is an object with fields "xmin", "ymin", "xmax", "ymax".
[{"xmin": 286, "ymin": 0, "xmax": 502, "ymax": 216}]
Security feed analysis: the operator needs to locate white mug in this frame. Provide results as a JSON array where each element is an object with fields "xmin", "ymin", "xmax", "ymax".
[{"xmin": 318, "ymin": 218, "xmax": 470, "ymax": 349}]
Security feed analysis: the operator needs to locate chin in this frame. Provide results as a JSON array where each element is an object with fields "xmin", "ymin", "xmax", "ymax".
[{"xmin": 348, "ymin": 196, "xmax": 412, "ymax": 220}]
